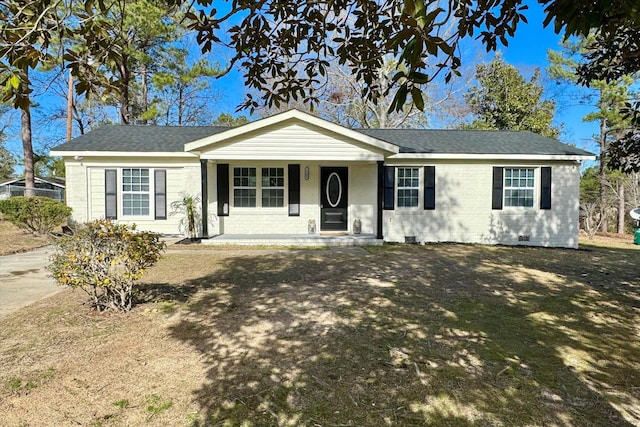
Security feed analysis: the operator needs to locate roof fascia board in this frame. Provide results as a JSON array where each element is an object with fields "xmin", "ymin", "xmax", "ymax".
[
  {"xmin": 199, "ymin": 152, "xmax": 385, "ymax": 161},
  {"xmin": 184, "ymin": 109, "xmax": 400, "ymax": 154},
  {"xmin": 34, "ymin": 177, "xmax": 65, "ymax": 187},
  {"xmin": 50, "ymin": 151, "xmax": 198, "ymax": 158},
  {"xmin": 389, "ymin": 153, "xmax": 596, "ymax": 161},
  {"xmin": 0, "ymin": 177, "xmax": 65, "ymax": 187}
]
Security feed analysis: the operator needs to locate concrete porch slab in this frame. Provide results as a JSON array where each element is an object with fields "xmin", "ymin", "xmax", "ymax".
[{"xmin": 200, "ymin": 233, "xmax": 383, "ymax": 247}]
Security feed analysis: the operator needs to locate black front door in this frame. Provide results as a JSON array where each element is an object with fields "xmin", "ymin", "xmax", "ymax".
[{"xmin": 320, "ymin": 167, "xmax": 348, "ymax": 231}]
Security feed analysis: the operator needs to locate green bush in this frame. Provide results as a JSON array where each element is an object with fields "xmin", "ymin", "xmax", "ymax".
[
  {"xmin": 0, "ymin": 196, "xmax": 71, "ymax": 235},
  {"xmin": 48, "ymin": 219, "xmax": 165, "ymax": 312}
]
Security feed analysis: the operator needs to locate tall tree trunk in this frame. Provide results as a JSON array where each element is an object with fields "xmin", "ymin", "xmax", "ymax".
[
  {"xmin": 21, "ymin": 102, "xmax": 34, "ymax": 197},
  {"xmin": 141, "ymin": 64, "xmax": 148, "ymax": 125},
  {"xmin": 119, "ymin": 58, "xmax": 131, "ymax": 124},
  {"xmin": 618, "ymin": 181, "xmax": 625, "ymax": 234},
  {"xmin": 66, "ymin": 72, "xmax": 74, "ymax": 141},
  {"xmin": 178, "ymin": 85, "xmax": 184, "ymax": 126},
  {"xmin": 598, "ymin": 113, "xmax": 608, "ymax": 233},
  {"xmin": 120, "ymin": 89, "xmax": 130, "ymax": 124}
]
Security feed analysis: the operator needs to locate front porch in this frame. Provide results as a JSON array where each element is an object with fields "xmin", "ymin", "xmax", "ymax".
[{"xmin": 200, "ymin": 233, "xmax": 383, "ymax": 247}]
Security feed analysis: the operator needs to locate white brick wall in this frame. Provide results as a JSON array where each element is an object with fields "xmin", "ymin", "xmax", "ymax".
[
  {"xmin": 209, "ymin": 162, "xmax": 378, "ymax": 235},
  {"xmin": 383, "ymin": 161, "xmax": 581, "ymax": 248},
  {"xmin": 64, "ymin": 156, "xmax": 582, "ymax": 247},
  {"xmin": 65, "ymin": 158, "xmax": 203, "ymax": 235},
  {"xmin": 65, "ymin": 163, "xmax": 89, "ymax": 224}
]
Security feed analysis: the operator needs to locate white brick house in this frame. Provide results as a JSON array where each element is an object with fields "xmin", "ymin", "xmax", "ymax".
[{"xmin": 51, "ymin": 109, "xmax": 594, "ymax": 248}]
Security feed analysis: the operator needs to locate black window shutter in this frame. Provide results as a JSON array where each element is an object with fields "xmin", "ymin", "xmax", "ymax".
[
  {"xmin": 540, "ymin": 166, "xmax": 552, "ymax": 210},
  {"xmin": 154, "ymin": 170, "xmax": 167, "ymax": 219},
  {"xmin": 492, "ymin": 167, "xmax": 503, "ymax": 210},
  {"xmin": 288, "ymin": 164, "xmax": 300, "ymax": 216},
  {"xmin": 105, "ymin": 169, "xmax": 117, "ymax": 219},
  {"xmin": 383, "ymin": 166, "xmax": 395, "ymax": 210},
  {"xmin": 217, "ymin": 163, "xmax": 229, "ymax": 216},
  {"xmin": 424, "ymin": 166, "xmax": 435, "ymax": 210}
]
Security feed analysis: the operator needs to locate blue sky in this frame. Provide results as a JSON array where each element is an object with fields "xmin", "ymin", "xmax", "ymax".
[
  {"xmin": 207, "ymin": 0, "xmax": 600, "ymax": 154},
  {"xmin": 4, "ymin": 0, "xmax": 603, "ymax": 169},
  {"xmin": 498, "ymin": 1, "xmax": 598, "ymax": 153}
]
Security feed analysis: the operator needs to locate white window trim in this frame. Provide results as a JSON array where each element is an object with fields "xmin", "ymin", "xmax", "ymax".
[
  {"xmin": 396, "ymin": 166, "xmax": 421, "ymax": 209},
  {"xmin": 233, "ymin": 166, "xmax": 258, "ymax": 208},
  {"xmin": 503, "ymin": 167, "xmax": 537, "ymax": 209},
  {"xmin": 119, "ymin": 167, "xmax": 155, "ymax": 219},
  {"xmin": 232, "ymin": 166, "xmax": 288, "ymax": 210},
  {"xmin": 261, "ymin": 167, "xmax": 286, "ymax": 208}
]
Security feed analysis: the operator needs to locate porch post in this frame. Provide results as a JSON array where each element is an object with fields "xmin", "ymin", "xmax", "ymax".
[
  {"xmin": 377, "ymin": 160, "xmax": 384, "ymax": 240},
  {"xmin": 200, "ymin": 159, "xmax": 208, "ymax": 237}
]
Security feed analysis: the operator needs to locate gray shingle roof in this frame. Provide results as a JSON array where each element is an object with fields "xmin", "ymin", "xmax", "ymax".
[
  {"xmin": 51, "ymin": 124, "xmax": 594, "ymax": 157},
  {"xmin": 355, "ymin": 129, "xmax": 593, "ymax": 156},
  {"xmin": 52, "ymin": 125, "xmax": 228, "ymax": 152}
]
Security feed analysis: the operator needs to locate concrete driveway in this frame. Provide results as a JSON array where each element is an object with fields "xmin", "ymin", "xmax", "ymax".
[{"xmin": 0, "ymin": 247, "xmax": 63, "ymax": 319}]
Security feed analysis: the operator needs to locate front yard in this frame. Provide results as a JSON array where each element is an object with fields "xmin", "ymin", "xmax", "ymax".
[
  {"xmin": 0, "ymin": 218, "xmax": 50, "ymax": 255},
  {"xmin": 0, "ymin": 242, "xmax": 639, "ymax": 426}
]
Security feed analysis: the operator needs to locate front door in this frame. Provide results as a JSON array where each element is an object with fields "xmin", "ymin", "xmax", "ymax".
[{"xmin": 320, "ymin": 167, "xmax": 348, "ymax": 231}]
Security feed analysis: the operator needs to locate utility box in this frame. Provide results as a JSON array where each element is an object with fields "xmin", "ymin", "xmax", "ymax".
[{"xmin": 630, "ymin": 210, "xmax": 640, "ymax": 245}]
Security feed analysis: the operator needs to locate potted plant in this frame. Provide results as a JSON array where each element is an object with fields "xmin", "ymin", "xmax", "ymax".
[{"xmin": 170, "ymin": 193, "xmax": 201, "ymax": 241}]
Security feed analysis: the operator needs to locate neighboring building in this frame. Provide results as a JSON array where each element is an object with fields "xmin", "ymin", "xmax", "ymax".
[
  {"xmin": 0, "ymin": 176, "xmax": 66, "ymax": 201},
  {"xmin": 50, "ymin": 109, "xmax": 594, "ymax": 248}
]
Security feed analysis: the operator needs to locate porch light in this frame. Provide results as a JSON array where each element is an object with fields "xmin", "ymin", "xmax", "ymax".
[{"xmin": 304, "ymin": 166, "xmax": 310, "ymax": 180}]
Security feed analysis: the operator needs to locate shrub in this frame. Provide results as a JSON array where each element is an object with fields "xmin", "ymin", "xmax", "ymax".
[
  {"xmin": 48, "ymin": 219, "xmax": 165, "ymax": 312},
  {"xmin": 170, "ymin": 192, "xmax": 200, "ymax": 240},
  {"xmin": 0, "ymin": 196, "xmax": 71, "ymax": 235}
]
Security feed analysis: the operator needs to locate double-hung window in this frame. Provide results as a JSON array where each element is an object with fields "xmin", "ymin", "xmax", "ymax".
[
  {"xmin": 233, "ymin": 167, "xmax": 257, "ymax": 207},
  {"xmin": 261, "ymin": 168, "xmax": 284, "ymax": 207},
  {"xmin": 233, "ymin": 167, "xmax": 285, "ymax": 208},
  {"xmin": 397, "ymin": 167, "xmax": 420, "ymax": 207},
  {"xmin": 122, "ymin": 168, "xmax": 150, "ymax": 216},
  {"xmin": 504, "ymin": 168, "xmax": 535, "ymax": 207}
]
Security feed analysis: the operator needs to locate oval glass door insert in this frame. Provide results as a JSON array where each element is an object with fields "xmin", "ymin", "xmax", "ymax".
[{"xmin": 326, "ymin": 172, "xmax": 342, "ymax": 207}]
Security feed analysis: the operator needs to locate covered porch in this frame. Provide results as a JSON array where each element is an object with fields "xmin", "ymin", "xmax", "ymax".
[{"xmin": 190, "ymin": 111, "xmax": 399, "ymax": 240}]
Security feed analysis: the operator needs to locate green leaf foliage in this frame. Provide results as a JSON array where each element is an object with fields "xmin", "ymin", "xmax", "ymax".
[
  {"xmin": 0, "ymin": 143, "xmax": 15, "ymax": 181},
  {"xmin": 463, "ymin": 57, "xmax": 560, "ymax": 139},
  {"xmin": 2, "ymin": 0, "xmax": 639, "ymax": 119},
  {"xmin": 170, "ymin": 192, "xmax": 200, "ymax": 240},
  {"xmin": 0, "ymin": 196, "xmax": 71, "ymax": 235},
  {"xmin": 48, "ymin": 220, "xmax": 165, "ymax": 312},
  {"xmin": 212, "ymin": 113, "xmax": 250, "ymax": 127},
  {"xmin": 548, "ymin": 37, "xmax": 637, "ymax": 171}
]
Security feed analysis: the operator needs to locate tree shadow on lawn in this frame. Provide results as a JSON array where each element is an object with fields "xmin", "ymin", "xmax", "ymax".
[{"xmin": 160, "ymin": 245, "xmax": 639, "ymax": 426}]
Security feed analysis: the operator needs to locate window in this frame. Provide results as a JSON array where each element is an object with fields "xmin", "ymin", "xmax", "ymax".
[
  {"xmin": 122, "ymin": 168, "xmax": 150, "ymax": 216},
  {"xmin": 504, "ymin": 168, "xmax": 535, "ymax": 207},
  {"xmin": 397, "ymin": 167, "xmax": 419, "ymax": 207},
  {"xmin": 232, "ymin": 167, "xmax": 286, "ymax": 208},
  {"xmin": 233, "ymin": 167, "xmax": 257, "ymax": 207},
  {"xmin": 262, "ymin": 167, "xmax": 284, "ymax": 207}
]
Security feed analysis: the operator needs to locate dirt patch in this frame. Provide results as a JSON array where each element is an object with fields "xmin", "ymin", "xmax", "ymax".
[
  {"xmin": 580, "ymin": 232, "xmax": 640, "ymax": 250},
  {"xmin": 1, "ymin": 244, "xmax": 639, "ymax": 426},
  {"xmin": 0, "ymin": 219, "xmax": 50, "ymax": 255}
]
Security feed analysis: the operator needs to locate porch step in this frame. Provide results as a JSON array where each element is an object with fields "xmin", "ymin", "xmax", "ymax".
[{"xmin": 200, "ymin": 233, "xmax": 383, "ymax": 247}]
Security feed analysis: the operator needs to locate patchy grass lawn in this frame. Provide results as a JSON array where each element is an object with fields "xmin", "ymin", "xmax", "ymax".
[
  {"xmin": 580, "ymin": 232, "xmax": 640, "ymax": 251},
  {"xmin": 0, "ymin": 218, "xmax": 50, "ymax": 255},
  {"xmin": 0, "ymin": 242, "xmax": 639, "ymax": 427}
]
